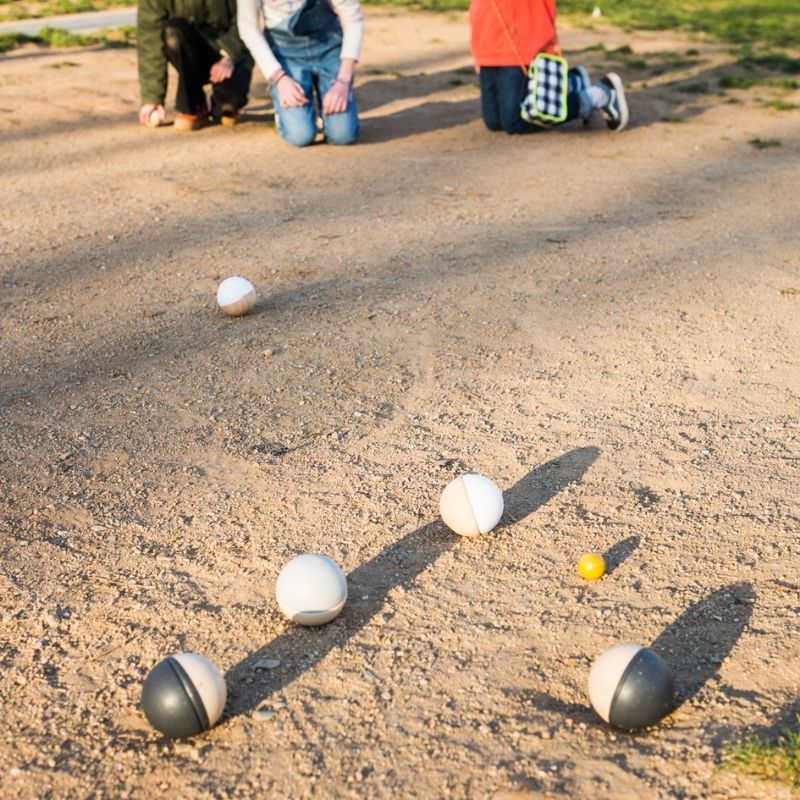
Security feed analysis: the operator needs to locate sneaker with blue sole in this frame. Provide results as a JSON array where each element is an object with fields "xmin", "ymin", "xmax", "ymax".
[{"xmin": 598, "ymin": 72, "xmax": 629, "ymax": 131}]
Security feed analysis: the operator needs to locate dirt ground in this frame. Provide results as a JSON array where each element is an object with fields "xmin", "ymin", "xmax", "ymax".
[{"xmin": 1, "ymin": 8, "xmax": 799, "ymax": 799}]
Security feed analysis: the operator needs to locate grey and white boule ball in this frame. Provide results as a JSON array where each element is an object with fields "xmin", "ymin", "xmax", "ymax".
[
  {"xmin": 141, "ymin": 652, "xmax": 227, "ymax": 738},
  {"xmin": 588, "ymin": 644, "xmax": 674, "ymax": 730}
]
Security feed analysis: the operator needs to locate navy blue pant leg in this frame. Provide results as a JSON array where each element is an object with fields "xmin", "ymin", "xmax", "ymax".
[{"xmin": 479, "ymin": 66, "xmax": 580, "ymax": 134}]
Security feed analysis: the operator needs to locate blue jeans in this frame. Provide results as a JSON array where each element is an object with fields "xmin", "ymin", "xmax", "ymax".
[
  {"xmin": 266, "ymin": 24, "xmax": 359, "ymax": 147},
  {"xmin": 479, "ymin": 66, "xmax": 583, "ymax": 134}
]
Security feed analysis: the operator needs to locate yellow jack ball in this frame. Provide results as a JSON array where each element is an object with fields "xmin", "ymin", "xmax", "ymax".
[{"xmin": 578, "ymin": 553, "xmax": 606, "ymax": 580}]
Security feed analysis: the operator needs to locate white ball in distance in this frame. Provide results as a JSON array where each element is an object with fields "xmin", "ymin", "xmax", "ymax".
[
  {"xmin": 216, "ymin": 276, "xmax": 256, "ymax": 317},
  {"xmin": 440, "ymin": 474, "xmax": 504, "ymax": 537},
  {"xmin": 147, "ymin": 108, "xmax": 163, "ymax": 128},
  {"xmin": 276, "ymin": 553, "xmax": 348, "ymax": 626}
]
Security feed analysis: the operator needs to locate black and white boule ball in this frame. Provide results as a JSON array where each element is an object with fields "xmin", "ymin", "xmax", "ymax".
[
  {"xmin": 588, "ymin": 644, "xmax": 675, "ymax": 730},
  {"xmin": 141, "ymin": 653, "xmax": 227, "ymax": 738}
]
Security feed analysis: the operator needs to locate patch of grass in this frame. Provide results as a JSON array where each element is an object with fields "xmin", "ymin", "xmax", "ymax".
[
  {"xmin": 36, "ymin": 25, "xmax": 97, "ymax": 46},
  {"xmin": 0, "ymin": 0, "xmax": 135, "ymax": 23},
  {"xmin": 556, "ymin": 1, "xmax": 800, "ymax": 50},
  {"xmin": 763, "ymin": 98, "xmax": 799, "ymax": 111},
  {"xmin": 662, "ymin": 115, "xmax": 684, "ymax": 123},
  {"xmin": 719, "ymin": 74, "xmax": 760, "ymax": 89},
  {"xmin": 0, "ymin": 24, "xmax": 134, "ymax": 53},
  {"xmin": 682, "ymin": 81, "xmax": 710, "ymax": 94},
  {"xmin": 749, "ymin": 137, "xmax": 781, "ymax": 149},
  {"xmin": 47, "ymin": 58, "xmax": 79, "ymax": 67},
  {"xmin": 624, "ymin": 58, "xmax": 648, "ymax": 70},
  {"xmin": 0, "ymin": 30, "xmax": 34, "ymax": 51},
  {"xmin": 767, "ymin": 77, "xmax": 800, "ymax": 90},
  {"xmin": 722, "ymin": 719, "xmax": 800, "ymax": 792},
  {"xmin": 741, "ymin": 52, "xmax": 800, "ymax": 74}
]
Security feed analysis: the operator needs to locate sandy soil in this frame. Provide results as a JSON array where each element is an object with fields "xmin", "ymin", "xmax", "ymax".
[{"xmin": 1, "ymin": 9, "xmax": 799, "ymax": 799}]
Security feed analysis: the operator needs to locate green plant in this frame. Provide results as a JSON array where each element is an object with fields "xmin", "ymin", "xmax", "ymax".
[
  {"xmin": 682, "ymin": 81, "xmax": 710, "ymax": 94},
  {"xmin": 555, "ymin": 1, "xmax": 800, "ymax": 50},
  {"xmin": 763, "ymin": 99, "xmax": 799, "ymax": 111},
  {"xmin": 0, "ymin": 0, "xmax": 136, "ymax": 23},
  {"xmin": 741, "ymin": 52, "xmax": 800, "ymax": 73},
  {"xmin": 719, "ymin": 74, "xmax": 760, "ymax": 89},
  {"xmin": 722, "ymin": 719, "xmax": 800, "ymax": 792},
  {"xmin": 0, "ymin": 31, "xmax": 34, "ymax": 52},
  {"xmin": 749, "ymin": 137, "xmax": 782, "ymax": 149},
  {"xmin": 0, "ymin": 25, "xmax": 134, "ymax": 53}
]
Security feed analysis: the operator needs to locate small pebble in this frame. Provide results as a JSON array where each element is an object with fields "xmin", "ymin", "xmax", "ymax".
[
  {"xmin": 254, "ymin": 709, "xmax": 276, "ymax": 722},
  {"xmin": 254, "ymin": 658, "xmax": 280, "ymax": 670}
]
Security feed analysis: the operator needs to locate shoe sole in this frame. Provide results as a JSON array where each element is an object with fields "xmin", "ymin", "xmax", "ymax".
[
  {"xmin": 606, "ymin": 72, "xmax": 629, "ymax": 132},
  {"xmin": 219, "ymin": 115, "xmax": 238, "ymax": 128},
  {"xmin": 174, "ymin": 116, "xmax": 208, "ymax": 131}
]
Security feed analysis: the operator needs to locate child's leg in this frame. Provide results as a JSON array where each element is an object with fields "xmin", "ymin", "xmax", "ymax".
[
  {"xmin": 481, "ymin": 65, "xmax": 590, "ymax": 134},
  {"xmin": 479, "ymin": 68, "xmax": 503, "ymax": 131},
  {"xmin": 489, "ymin": 66, "xmax": 542, "ymax": 134},
  {"xmin": 161, "ymin": 18, "xmax": 217, "ymax": 114},
  {"xmin": 210, "ymin": 63, "xmax": 253, "ymax": 118},
  {"xmin": 315, "ymin": 40, "xmax": 359, "ymax": 145},
  {"xmin": 269, "ymin": 62, "xmax": 318, "ymax": 147},
  {"xmin": 316, "ymin": 74, "xmax": 359, "ymax": 145}
]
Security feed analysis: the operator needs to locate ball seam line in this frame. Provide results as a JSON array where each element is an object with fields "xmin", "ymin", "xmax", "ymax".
[
  {"xmin": 607, "ymin": 647, "xmax": 643, "ymax": 729},
  {"xmin": 167, "ymin": 657, "xmax": 210, "ymax": 733},
  {"xmin": 462, "ymin": 476, "xmax": 484, "ymax": 536}
]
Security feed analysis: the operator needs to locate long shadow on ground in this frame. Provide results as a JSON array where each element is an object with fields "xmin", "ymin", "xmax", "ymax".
[
  {"xmin": 520, "ymin": 581, "xmax": 756, "ymax": 730},
  {"xmin": 651, "ymin": 581, "xmax": 755, "ymax": 706},
  {"xmin": 224, "ymin": 445, "xmax": 601, "ymax": 719}
]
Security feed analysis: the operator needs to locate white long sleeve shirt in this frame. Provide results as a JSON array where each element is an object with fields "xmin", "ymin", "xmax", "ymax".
[{"xmin": 238, "ymin": 0, "xmax": 364, "ymax": 81}]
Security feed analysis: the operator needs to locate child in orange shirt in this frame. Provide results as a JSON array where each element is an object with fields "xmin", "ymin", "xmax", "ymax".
[{"xmin": 469, "ymin": 0, "xmax": 628, "ymax": 133}]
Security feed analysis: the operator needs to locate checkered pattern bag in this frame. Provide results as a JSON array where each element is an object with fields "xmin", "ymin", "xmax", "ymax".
[{"xmin": 520, "ymin": 52, "xmax": 569, "ymax": 126}]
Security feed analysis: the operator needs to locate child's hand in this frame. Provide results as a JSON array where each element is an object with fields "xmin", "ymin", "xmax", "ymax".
[
  {"xmin": 139, "ymin": 103, "xmax": 165, "ymax": 127},
  {"xmin": 275, "ymin": 74, "xmax": 309, "ymax": 108},
  {"xmin": 322, "ymin": 79, "xmax": 350, "ymax": 115},
  {"xmin": 210, "ymin": 57, "xmax": 234, "ymax": 84}
]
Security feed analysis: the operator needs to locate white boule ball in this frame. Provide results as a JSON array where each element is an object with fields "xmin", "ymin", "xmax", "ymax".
[
  {"xmin": 216, "ymin": 276, "xmax": 256, "ymax": 317},
  {"xmin": 439, "ymin": 473, "xmax": 504, "ymax": 537},
  {"xmin": 147, "ymin": 108, "xmax": 163, "ymax": 128},
  {"xmin": 276, "ymin": 553, "xmax": 348, "ymax": 626}
]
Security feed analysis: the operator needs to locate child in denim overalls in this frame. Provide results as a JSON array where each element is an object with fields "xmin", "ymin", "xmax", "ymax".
[{"xmin": 238, "ymin": 0, "xmax": 363, "ymax": 146}]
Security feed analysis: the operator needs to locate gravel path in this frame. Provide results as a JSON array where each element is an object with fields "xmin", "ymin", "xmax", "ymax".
[{"xmin": 1, "ymin": 10, "xmax": 798, "ymax": 799}]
